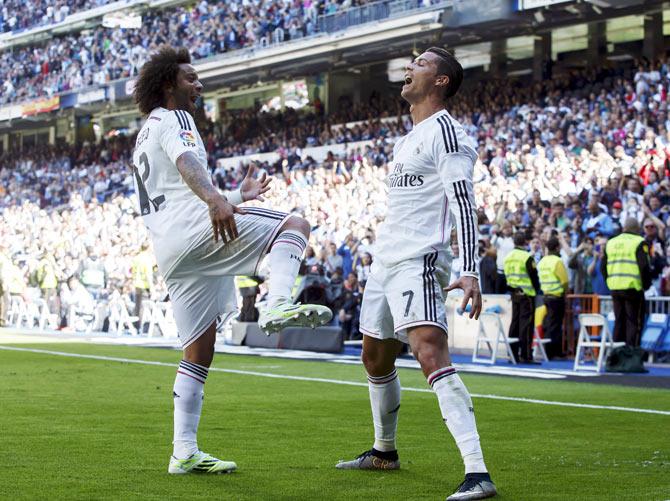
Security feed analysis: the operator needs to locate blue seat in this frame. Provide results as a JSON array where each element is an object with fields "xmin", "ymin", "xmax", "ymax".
[
  {"xmin": 607, "ymin": 311, "xmax": 615, "ymax": 338},
  {"xmin": 641, "ymin": 313, "xmax": 669, "ymax": 352},
  {"xmin": 660, "ymin": 321, "xmax": 670, "ymax": 352}
]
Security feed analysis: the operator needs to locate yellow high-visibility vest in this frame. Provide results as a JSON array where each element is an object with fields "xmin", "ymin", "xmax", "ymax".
[
  {"xmin": 606, "ymin": 233, "xmax": 644, "ymax": 291},
  {"xmin": 504, "ymin": 248, "xmax": 536, "ymax": 297},
  {"xmin": 37, "ymin": 258, "xmax": 58, "ymax": 290},
  {"xmin": 132, "ymin": 252, "xmax": 154, "ymax": 290},
  {"xmin": 538, "ymin": 255, "xmax": 565, "ymax": 296},
  {"xmin": 235, "ymin": 276, "xmax": 259, "ymax": 289}
]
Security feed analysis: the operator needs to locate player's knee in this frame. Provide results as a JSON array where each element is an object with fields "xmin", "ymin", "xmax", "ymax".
[
  {"xmin": 282, "ymin": 215, "xmax": 310, "ymax": 239},
  {"xmin": 361, "ymin": 348, "xmax": 393, "ymax": 376},
  {"xmin": 411, "ymin": 344, "xmax": 443, "ymax": 374}
]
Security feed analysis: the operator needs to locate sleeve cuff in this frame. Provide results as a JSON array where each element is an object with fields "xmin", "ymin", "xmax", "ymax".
[
  {"xmin": 460, "ymin": 272, "xmax": 480, "ymax": 280},
  {"xmin": 223, "ymin": 189, "xmax": 243, "ymax": 205}
]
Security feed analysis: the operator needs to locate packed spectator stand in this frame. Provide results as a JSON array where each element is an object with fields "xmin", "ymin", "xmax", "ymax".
[
  {"xmin": 1, "ymin": 57, "xmax": 669, "ymax": 358},
  {"xmin": 0, "ymin": 0, "xmax": 441, "ymax": 105}
]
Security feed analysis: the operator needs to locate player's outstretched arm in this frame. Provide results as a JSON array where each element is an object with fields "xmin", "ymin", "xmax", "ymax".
[{"xmin": 176, "ymin": 151, "xmax": 246, "ymax": 243}]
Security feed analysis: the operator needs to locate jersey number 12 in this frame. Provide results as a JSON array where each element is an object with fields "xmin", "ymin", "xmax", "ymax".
[{"xmin": 134, "ymin": 152, "xmax": 166, "ymax": 215}]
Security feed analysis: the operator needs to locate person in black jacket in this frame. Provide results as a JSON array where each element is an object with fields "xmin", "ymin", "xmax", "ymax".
[{"xmin": 479, "ymin": 246, "xmax": 497, "ymax": 294}]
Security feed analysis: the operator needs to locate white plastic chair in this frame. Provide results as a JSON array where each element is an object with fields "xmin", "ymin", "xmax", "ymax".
[
  {"xmin": 473, "ymin": 312, "xmax": 519, "ymax": 365},
  {"xmin": 532, "ymin": 328, "xmax": 551, "ymax": 362},
  {"xmin": 155, "ymin": 302, "xmax": 178, "ymax": 338},
  {"xmin": 107, "ymin": 297, "xmax": 138, "ymax": 336},
  {"xmin": 68, "ymin": 304, "xmax": 99, "ymax": 333},
  {"xmin": 7, "ymin": 295, "xmax": 26, "ymax": 327},
  {"xmin": 573, "ymin": 313, "xmax": 626, "ymax": 372}
]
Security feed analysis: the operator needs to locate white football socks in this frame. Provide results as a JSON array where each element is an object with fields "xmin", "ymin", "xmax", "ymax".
[
  {"xmin": 173, "ymin": 360, "xmax": 209, "ymax": 459},
  {"xmin": 368, "ymin": 369, "xmax": 401, "ymax": 452},
  {"xmin": 267, "ymin": 230, "xmax": 307, "ymax": 308},
  {"xmin": 428, "ymin": 367, "xmax": 487, "ymax": 474}
]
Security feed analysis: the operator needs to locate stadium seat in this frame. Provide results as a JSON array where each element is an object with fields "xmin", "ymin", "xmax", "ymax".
[
  {"xmin": 640, "ymin": 313, "xmax": 670, "ymax": 362},
  {"xmin": 473, "ymin": 312, "xmax": 518, "ymax": 365},
  {"xmin": 640, "ymin": 313, "xmax": 668, "ymax": 353},
  {"xmin": 573, "ymin": 314, "xmax": 625, "ymax": 372}
]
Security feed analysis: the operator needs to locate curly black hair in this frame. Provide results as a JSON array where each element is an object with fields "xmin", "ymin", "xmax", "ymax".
[{"xmin": 133, "ymin": 46, "xmax": 191, "ymax": 115}]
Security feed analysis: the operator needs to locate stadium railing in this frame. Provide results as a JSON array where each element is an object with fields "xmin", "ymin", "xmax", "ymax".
[{"xmin": 318, "ymin": 0, "xmax": 449, "ymax": 33}]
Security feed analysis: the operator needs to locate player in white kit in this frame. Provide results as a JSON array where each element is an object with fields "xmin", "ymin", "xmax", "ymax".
[
  {"xmin": 131, "ymin": 46, "xmax": 331, "ymax": 474},
  {"xmin": 335, "ymin": 48, "xmax": 497, "ymax": 500}
]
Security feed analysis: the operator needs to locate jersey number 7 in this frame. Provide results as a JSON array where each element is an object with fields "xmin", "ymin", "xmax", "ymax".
[{"xmin": 134, "ymin": 152, "xmax": 166, "ymax": 215}]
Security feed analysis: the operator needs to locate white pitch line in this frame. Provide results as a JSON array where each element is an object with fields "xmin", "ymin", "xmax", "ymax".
[{"xmin": 1, "ymin": 345, "xmax": 669, "ymax": 416}]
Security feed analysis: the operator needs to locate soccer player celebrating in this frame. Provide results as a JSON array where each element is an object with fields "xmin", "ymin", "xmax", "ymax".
[
  {"xmin": 335, "ymin": 48, "xmax": 497, "ymax": 500},
  {"xmin": 131, "ymin": 46, "xmax": 331, "ymax": 474}
]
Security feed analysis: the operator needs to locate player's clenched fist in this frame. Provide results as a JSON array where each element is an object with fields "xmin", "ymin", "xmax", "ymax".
[{"xmin": 208, "ymin": 196, "xmax": 246, "ymax": 243}]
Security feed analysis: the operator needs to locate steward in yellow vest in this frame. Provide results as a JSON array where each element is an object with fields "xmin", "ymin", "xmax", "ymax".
[
  {"xmin": 131, "ymin": 244, "xmax": 155, "ymax": 323},
  {"xmin": 538, "ymin": 237, "xmax": 569, "ymax": 359},
  {"xmin": 36, "ymin": 252, "xmax": 59, "ymax": 314},
  {"xmin": 503, "ymin": 232, "xmax": 541, "ymax": 363},
  {"xmin": 601, "ymin": 218, "xmax": 651, "ymax": 347}
]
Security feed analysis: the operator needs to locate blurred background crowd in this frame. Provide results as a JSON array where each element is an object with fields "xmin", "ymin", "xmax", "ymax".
[
  {"xmin": 1, "ymin": 57, "xmax": 669, "ymax": 338},
  {"xmin": 0, "ymin": 0, "xmax": 440, "ymax": 105}
]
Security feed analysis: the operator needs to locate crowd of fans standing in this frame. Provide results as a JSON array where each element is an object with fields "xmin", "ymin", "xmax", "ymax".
[
  {"xmin": 1, "ymin": 58, "xmax": 670, "ymax": 340},
  {"xmin": 0, "ymin": 0, "xmax": 439, "ymax": 105}
]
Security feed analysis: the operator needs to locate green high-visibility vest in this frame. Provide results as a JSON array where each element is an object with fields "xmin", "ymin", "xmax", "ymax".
[
  {"xmin": 504, "ymin": 248, "xmax": 536, "ymax": 297},
  {"xmin": 606, "ymin": 233, "xmax": 644, "ymax": 291},
  {"xmin": 538, "ymin": 254, "xmax": 565, "ymax": 296}
]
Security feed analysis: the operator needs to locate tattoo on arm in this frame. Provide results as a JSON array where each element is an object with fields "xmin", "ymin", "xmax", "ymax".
[{"xmin": 176, "ymin": 151, "xmax": 220, "ymax": 205}]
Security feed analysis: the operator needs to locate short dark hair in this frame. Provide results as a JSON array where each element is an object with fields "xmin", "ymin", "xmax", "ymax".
[
  {"xmin": 133, "ymin": 46, "xmax": 191, "ymax": 115},
  {"xmin": 546, "ymin": 237, "xmax": 560, "ymax": 253},
  {"xmin": 426, "ymin": 47, "xmax": 463, "ymax": 99},
  {"xmin": 513, "ymin": 232, "xmax": 527, "ymax": 247}
]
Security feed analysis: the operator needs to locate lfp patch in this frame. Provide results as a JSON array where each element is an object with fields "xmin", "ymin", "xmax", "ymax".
[{"xmin": 180, "ymin": 130, "xmax": 196, "ymax": 146}]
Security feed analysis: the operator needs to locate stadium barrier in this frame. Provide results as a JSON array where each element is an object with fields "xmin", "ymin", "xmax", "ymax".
[
  {"xmin": 3, "ymin": 292, "xmax": 667, "ymax": 360},
  {"xmin": 317, "ymin": 0, "xmax": 444, "ymax": 33},
  {"xmin": 233, "ymin": 321, "xmax": 344, "ymax": 353}
]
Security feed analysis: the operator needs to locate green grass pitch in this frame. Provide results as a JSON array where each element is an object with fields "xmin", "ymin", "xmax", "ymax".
[{"xmin": 0, "ymin": 342, "xmax": 668, "ymax": 500}]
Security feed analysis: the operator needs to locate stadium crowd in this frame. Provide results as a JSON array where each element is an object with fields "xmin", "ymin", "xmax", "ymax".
[
  {"xmin": 0, "ymin": 0, "xmax": 438, "ymax": 105},
  {"xmin": 1, "ymin": 58, "xmax": 669, "ymax": 339},
  {"xmin": 0, "ymin": 0, "xmax": 107, "ymax": 33}
]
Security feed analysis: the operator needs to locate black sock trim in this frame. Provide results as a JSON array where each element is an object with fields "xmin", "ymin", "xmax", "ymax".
[{"xmin": 371, "ymin": 448, "xmax": 399, "ymax": 461}]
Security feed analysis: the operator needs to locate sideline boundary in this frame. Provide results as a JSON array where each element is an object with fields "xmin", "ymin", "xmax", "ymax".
[{"xmin": 1, "ymin": 345, "xmax": 669, "ymax": 416}]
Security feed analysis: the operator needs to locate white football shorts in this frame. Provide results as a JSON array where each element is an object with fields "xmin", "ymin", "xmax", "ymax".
[
  {"xmin": 359, "ymin": 251, "xmax": 450, "ymax": 344},
  {"xmin": 166, "ymin": 207, "xmax": 290, "ymax": 348}
]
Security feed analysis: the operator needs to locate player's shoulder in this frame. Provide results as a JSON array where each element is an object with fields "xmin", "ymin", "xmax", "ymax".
[
  {"xmin": 427, "ymin": 110, "xmax": 475, "ymax": 156},
  {"xmin": 147, "ymin": 107, "xmax": 195, "ymax": 130}
]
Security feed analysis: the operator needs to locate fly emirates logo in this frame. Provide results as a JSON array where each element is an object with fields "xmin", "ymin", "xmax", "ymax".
[{"xmin": 387, "ymin": 162, "xmax": 425, "ymax": 188}]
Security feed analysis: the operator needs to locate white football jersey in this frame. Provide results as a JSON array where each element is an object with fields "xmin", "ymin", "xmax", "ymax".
[
  {"xmin": 131, "ymin": 107, "xmax": 211, "ymax": 278},
  {"xmin": 373, "ymin": 109, "xmax": 480, "ymax": 277}
]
